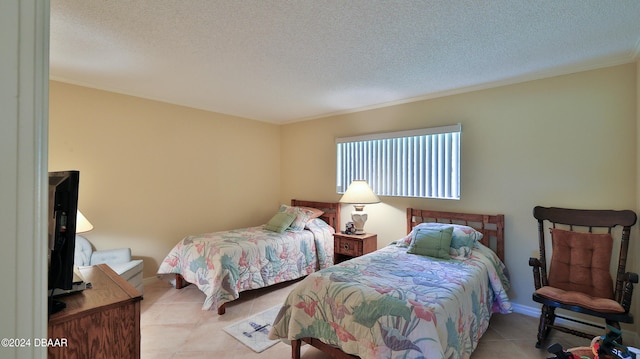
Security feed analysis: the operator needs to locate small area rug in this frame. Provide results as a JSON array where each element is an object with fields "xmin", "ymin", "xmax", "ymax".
[{"xmin": 223, "ymin": 305, "xmax": 282, "ymax": 353}]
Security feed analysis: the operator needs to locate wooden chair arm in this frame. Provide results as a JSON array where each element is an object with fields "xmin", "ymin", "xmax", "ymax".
[
  {"xmin": 529, "ymin": 257, "xmax": 543, "ymax": 290},
  {"xmin": 529, "ymin": 257, "xmax": 541, "ymax": 267},
  {"xmin": 624, "ymin": 272, "xmax": 639, "ymax": 284},
  {"xmin": 620, "ymin": 272, "xmax": 638, "ymax": 312}
]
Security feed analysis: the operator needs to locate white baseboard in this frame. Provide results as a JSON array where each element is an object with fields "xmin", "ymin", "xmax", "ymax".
[
  {"xmin": 511, "ymin": 302, "xmax": 541, "ymax": 318},
  {"xmin": 511, "ymin": 303, "xmax": 639, "ymax": 347}
]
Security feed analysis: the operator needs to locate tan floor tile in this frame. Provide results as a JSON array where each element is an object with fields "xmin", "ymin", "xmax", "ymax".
[
  {"xmin": 142, "ymin": 301, "xmax": 207, "ymax": 326},
  {"xmin": 141, "ymin": 351, "xmax": 175, "ymax": 359},
  {"xmin": 488, "ymin": 312, "xmax": 539, "ymax": 340},
  {"xmin": 472, "ymin": 339, "xmax": 546, "ymax": 359},
  {"xmin": 475, "ymin": 327, "xmax": 505, "ymax": 342},
  {"xmin": 141, "ymin": 323, "xmax": 193, "ymax": 353},
  {"xmin": 142, "ymin": 278, "xmax": 598, "ymax": 359}
]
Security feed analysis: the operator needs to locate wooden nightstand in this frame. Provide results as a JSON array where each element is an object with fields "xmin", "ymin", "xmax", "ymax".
[{"xmin": 333, "ymin": 232, "xmax": 377, "ymax": 263}]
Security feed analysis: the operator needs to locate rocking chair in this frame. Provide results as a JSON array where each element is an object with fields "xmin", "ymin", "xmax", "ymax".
[{"xmin": 529, "ymin": 206, "xmax": 637, "ymax": 348}]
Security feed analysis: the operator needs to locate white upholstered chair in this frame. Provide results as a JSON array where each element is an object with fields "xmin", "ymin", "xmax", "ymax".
[{"xmin": 74, "ymin": 235, "xmax": 144, "ymax": 294}]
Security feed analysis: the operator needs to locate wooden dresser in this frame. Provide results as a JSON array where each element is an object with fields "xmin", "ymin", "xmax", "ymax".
[{"xmin": 47, "ymin": 264, "xmax": 143, "ymax": 359}]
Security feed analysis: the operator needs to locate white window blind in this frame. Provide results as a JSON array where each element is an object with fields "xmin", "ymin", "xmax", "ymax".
[{"xmin": 336, "ymin": 124, "xmax": 461, "ymax": 199}]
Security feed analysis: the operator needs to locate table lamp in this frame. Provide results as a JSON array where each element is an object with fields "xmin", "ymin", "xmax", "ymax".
[
  {"xmin": 76, "ymin": 210, "xmax": 94, "ymax": 233},
  {"xmin": 339, "ymin": 180, "xmax": 380, "ymax": 234}
]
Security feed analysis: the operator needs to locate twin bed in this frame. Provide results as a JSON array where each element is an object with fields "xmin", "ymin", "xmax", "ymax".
[
  {"xmin": 270, "ymin": 208, "xmax": 511, "ymax": 359},
  {"xmin": 157, "ymin": 199, "xmax": 340, "ymax": 314},
  {"xmin": 158, "ymin": 203, "xmax": 512, "ymax": 358}
]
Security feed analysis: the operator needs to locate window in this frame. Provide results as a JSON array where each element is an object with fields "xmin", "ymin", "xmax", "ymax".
[{"xmin": 336, "ymin": 124, "xmax": 461, "ymax": 199}]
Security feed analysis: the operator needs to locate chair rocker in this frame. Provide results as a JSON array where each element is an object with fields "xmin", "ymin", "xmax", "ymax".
[{"xmin": 529, "ymin": 206, "xmax": 637, "ymax": 348}]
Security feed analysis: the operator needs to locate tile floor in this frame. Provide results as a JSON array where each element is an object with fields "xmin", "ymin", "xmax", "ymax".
[{"xmin": 141, "ymin": 279, "xmax": 594, "ymax": 358}]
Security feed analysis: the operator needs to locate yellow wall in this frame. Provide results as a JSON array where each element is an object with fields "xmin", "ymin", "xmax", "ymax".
[
  {"xmin": 49, "ymin": 63, "xmax": 638, "ymax": 318},
  {"xmin": 49, "ymin": 81, "xmax": 282, "ymax": 278},
  {"xmin": 280, "ymin": 63, "xmax": 638, "ymax": 311}
]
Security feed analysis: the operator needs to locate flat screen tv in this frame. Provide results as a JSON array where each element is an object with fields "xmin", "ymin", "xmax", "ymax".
[{"xmin": 48, "ymin": 170, "xmax": 80, "ymax": 315}]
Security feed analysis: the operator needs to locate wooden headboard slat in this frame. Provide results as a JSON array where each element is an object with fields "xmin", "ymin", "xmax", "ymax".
[{"xmin": 406, "ymin": 208, "xmax": 505, "ymax": 261}]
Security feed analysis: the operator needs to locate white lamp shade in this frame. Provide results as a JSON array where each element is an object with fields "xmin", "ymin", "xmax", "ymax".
[
  {"xmin": 339, "ymin": 180, "xmax": 380, "ymax": 204},
  {"xmin": 76, "ymin": 210, "xmax": 94, "ymax": 233}
]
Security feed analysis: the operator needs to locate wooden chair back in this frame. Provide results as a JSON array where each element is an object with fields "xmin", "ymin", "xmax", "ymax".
[{"xmin": 533, "ymin": 206, "xmax": 636, "ymax": 303}]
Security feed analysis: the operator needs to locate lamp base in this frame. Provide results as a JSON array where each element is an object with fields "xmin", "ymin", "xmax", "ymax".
[{"xmin": 351, "ymin": 211, "xmax": 368, "ymax": 235}]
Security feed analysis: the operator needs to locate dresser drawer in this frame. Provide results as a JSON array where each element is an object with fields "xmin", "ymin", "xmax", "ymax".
[{"xmin": 335, "ymin": 237, "xmax": 362, "ymax": 256}]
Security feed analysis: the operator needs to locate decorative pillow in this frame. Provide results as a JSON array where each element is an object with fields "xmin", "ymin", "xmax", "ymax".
[
  {"xmin": 450, "ymin": 225, "xmax": 483, "ymax": 248},
  {"xmin": 278, "ymin": 205, "xmax": 313, "ymax": 231},
  {"xmin": 395, "ymin": 233, "xmax": 412, "ymax": 247},
  {"xmin": 264, "ymin": 211, "xmax": 296, "ymax": 233},
  {"xmin": 402, "ymin": 222, "xmax": 483, "ymax": 257},
  {"xmin": 305, "ymin": 217, "xmax": 333, "ymax": 232},
  {"xmin": 299, "ymin": 206, "xmax": 324, "ymax": 220},
  {"xmin": 450, "ymin": 245, "xmax": 474, "ymax": 258},
  {"xmin": 407, "ymin": 226, "xmax": 453, "ymax": 259}
]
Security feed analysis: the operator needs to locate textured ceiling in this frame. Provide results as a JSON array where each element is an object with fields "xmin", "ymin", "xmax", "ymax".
[{"xmin": 50, "ymin": 1, "xmax": 640, "ymax": 124}]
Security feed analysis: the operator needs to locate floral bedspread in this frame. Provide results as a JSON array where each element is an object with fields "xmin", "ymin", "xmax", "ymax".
[
  {"xmin": 157, "ymin": 218, "xmax": 335, "ymax": 310},
  {"xmin": 268, "ymin": 243, "xmax": 512, "ymax": 359}
]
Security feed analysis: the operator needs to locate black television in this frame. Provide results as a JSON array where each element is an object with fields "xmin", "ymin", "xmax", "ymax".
[{"xmin": 47, "ymin": 170, "xmax": 80, "ymax": 315}]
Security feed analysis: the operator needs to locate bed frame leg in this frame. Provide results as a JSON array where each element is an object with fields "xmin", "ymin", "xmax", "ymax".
[
  {"xmin": 174, "ymin": 274, "xmax": 188, "ymax": 289},
  {"xmin": 292, "ymin": 339, "xmax": 302, "ymax": 359},
  {"xmin": 217, "ymin": 303, "xmax": 226, "ymax": 315}
]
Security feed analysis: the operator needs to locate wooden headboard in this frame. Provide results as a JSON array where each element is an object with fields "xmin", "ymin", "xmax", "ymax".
[
  {"xmin": 406, "ymin": 208, "xmax": 505, "ymax": 261},
  {"xmin": 291, "ymin": 199, "xmax": 341, "ymax": 233}
]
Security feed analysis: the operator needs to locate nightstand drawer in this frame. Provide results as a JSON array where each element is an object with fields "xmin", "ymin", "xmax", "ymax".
[{"xmin": 335, "ymin": 237, "xmax": 362, "ymax": 256}]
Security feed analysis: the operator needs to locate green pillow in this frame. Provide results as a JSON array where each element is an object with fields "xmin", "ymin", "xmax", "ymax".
[
  {"xmin": 264, "ymin": 212, "xmax": 296, "ymax": 233},
  {"xmin": 407, "ymin": 226, "xmax": 453, "ymax": 259}
]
